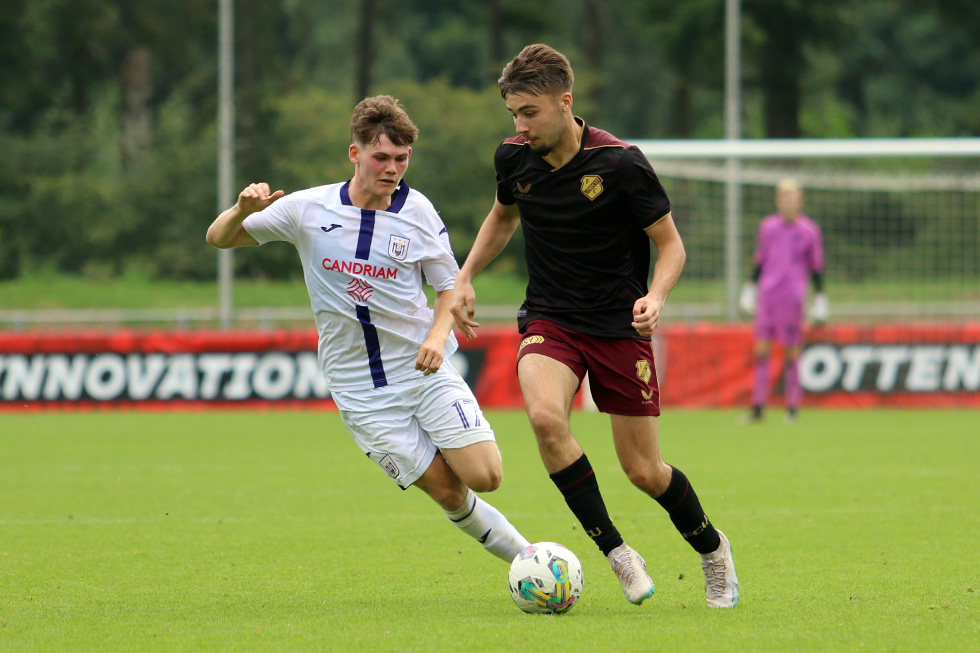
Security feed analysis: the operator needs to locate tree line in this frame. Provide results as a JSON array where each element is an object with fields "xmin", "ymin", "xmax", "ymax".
[{"xmin": 0, "ymin": 0, "xmax": 977, "ymax": 282}]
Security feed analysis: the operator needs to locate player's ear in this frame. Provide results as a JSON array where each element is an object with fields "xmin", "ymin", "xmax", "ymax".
[
  {"xmin": 348, "ymin": 143, "xmax": 359, "ymax": 165},
  {"xmin": 561, "ymin": 92, "xmax": 573, "ymax": 112}
]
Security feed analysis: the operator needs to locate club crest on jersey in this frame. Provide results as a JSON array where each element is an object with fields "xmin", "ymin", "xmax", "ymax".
[
  {"xmin": 378, "ymin": 454, "xmax": 400, "ymax": 479},
  {"xmin": 388, "ymin": 235, "xmax": 410, "ymax": 261},
  {"xmin": 580, "ymin": 175, "xmax": 603, "ymax": 201},
  {"xmin": 635, "ymin": 360, "xmax": 652, "ymax": 384}
]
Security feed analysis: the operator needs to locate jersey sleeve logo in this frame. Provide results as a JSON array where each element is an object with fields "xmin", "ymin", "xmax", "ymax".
[
  {"xmin": 635, "ymin": 359, "xmax": 652, "ymax": 384},
  {"xmin": 516, "ymin": 181, "xmax": 532, "ymax": 197},
  {"xmin": 388, "ymin": 235, "xmax": 410, "ymax": 261},
  {"xmin": 580, "ymin": 175, "xmax": 603, "ymax": 201}
]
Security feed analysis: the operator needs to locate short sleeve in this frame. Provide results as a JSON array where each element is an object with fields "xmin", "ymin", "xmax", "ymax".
[
  {"xmin": 421, "ymin": 225, "xmax": 460, "ymax": 292},
  {"xmin": 494, "ymin": 142, "xmax": 517, "ymax": 206},
  {"xmin": 622, "ymin": 147, "xmax": 671, "ymax": 229},
  {"xmin": 242, "ymin": 197, "xmax": 300, "ymax": 246}
]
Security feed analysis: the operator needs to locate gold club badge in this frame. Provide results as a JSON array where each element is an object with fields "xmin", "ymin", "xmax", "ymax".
[
  {"xmin": 635, "ymin": 360, "xmax": 652, "ymax": 384},
  {"xmin": 580, "ymin": 175, "xmax": 603, "ymax": 200}
]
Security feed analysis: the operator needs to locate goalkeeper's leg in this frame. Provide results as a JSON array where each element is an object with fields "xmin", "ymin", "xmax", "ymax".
[
  {"xmin": 750, "ymin": 338, "xmax": 772, "ymax": 419},
  {"xmin": 784, "ymin": 344, "xmax": 803, "ymax": 417}
]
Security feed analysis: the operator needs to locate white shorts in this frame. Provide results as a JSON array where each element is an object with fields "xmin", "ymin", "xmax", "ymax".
[{"xmin": 331, "ymin": 362, "xmax": 495, "ymax": 489}]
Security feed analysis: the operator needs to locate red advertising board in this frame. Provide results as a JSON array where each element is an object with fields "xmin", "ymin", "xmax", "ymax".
[
  {"xmin": 1, "ymin": 324, "xmax": 978, "ymax": 411},
  {"xmin": 0, "ymin": 330, "xmax": 330, "ymax": 411},
  {"xmin": 656, "ymin": 322, "xmax": 980, "ymax": 408}
]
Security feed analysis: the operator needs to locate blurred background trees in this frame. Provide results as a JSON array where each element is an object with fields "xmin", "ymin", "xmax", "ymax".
[{"xmin": 0, "ymin": 0, "xmax": 977, "ymax": 282}]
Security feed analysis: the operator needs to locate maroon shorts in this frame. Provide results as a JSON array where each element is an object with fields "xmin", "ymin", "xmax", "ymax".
[{"xmin": 515, "ymin": 320, "xmax": 660, "ymax": 416}]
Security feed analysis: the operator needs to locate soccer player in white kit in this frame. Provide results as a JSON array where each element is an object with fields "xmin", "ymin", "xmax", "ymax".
[{"xmin": 206, "ymin": 95, "xmax": 530, "ymax": 564}]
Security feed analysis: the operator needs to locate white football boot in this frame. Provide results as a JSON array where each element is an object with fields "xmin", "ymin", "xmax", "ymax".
[
  {"xmin": 608, "ymin": 543, "xmax": 655, "ymax": 605},
  {"xmin": 701, "ymin": 529, "xmax": 739, "ymax": 608}
]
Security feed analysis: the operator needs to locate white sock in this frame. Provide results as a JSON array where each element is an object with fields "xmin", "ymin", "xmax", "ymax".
[{"xmin": 444, "ymin": 488, "xmax": 530, "ymax": 562}]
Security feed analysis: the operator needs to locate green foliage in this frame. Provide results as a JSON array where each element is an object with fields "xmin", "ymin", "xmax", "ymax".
[{"xmin": 0, "ymin": 1, "xmax": 977, "ymax": 283}]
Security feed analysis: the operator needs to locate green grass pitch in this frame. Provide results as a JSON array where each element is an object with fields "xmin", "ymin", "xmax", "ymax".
[{"xmin": 1, "ymin": 409, "xmax": 977, "ymax": 651}]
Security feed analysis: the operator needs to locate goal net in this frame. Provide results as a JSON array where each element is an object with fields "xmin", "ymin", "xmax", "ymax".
[{"xmin": 634, "ymin": 139, "xmax": 980, "ymax": 323}]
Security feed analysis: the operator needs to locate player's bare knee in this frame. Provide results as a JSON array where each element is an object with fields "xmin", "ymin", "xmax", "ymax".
[
  {"xmin": 466, "ymin": 464, "xmax": 503, "ymax": 493},
  {"xmin": 526, "ymin": 408, "xmax": 569, "ymax": 452},
  {"xmin": 525, "ymin": 403, "xmax": 565, "ymax": 434},
  {"xmin": 470, "ymin": 473, "xmax": 502, "ymax": 494},
  {"xmin": 489, "ymin": 464, "xmax": 503, "ymax": 491}
]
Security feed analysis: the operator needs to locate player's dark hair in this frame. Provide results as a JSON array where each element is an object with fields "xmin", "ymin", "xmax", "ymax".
[
  {"xmin": 498, "ymin": 44, "xmax": 574, "ymax": 98},
  {"xmin": 350, "ymin": 95, "xmax": 419, "ymax": 147}
]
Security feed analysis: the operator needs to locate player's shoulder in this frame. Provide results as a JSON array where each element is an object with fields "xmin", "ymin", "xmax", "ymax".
[
  {"xmin": 402, "ymin": 184, "xmax": 438, "ymax": 215},
  {"xmin": 393, "ymin": 184, "xmax": 446, "ymax": 234},
  {"xmin": 583, "ymin": 124, "xmax": 648, "ymax": 173},
  {"xmin": 758, "ymin": 213, "xmax": 781, "ymax": 231},
  {"xmin": 583, "ymin": 124, "xmax": 630, "ymax": 151},
  {"xmin": 494, "ymin": 136, "xmax": 529, "ymax": 179},
  {"xmin": 282, "ymin": 182, "xmax": 344, "ymax": 204},
  {"xmin": 496, "ymin": 135, "xmax": 528, "ymax": 160},
  {"xmin": 797, "ymin": 214, "xmax": 822, "ymax": 231}
]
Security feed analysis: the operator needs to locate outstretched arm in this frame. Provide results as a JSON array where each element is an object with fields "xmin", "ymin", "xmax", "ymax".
[
  {"xmin": 450, "ymin": 198, "xmax": 521, "ymax": 340},
  {"xmin": 206, "ymin": 183, "xmax": 285, "ymax": 249},
  {"xmin": 632, "ymin": 213, "xmax": 686, "ymax": 338}
]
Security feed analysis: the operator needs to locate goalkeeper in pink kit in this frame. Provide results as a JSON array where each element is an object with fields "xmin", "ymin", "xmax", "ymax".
[{"xmin": 739, "ymin": 179, "xmax": 827, "ymax": 423}]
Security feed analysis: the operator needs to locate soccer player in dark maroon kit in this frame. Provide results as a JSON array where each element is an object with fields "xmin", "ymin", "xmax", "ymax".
[{"xmin": 451, "ymin": 44, "xmax": 738, "ymax": 608}]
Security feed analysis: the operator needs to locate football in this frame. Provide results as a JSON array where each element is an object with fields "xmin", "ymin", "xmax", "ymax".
[{"xmin": 508, "ymin": 541, "xmax": 584, "ymax": 614}]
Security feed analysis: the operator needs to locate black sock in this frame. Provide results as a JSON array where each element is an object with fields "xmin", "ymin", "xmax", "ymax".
[
  {"xmin": 655, "ymin": 466, "xmax": 721, "ymax": 555},
  {"xmin": 550, "ymin": 453, "xmax": 623, "ymax": 556}
]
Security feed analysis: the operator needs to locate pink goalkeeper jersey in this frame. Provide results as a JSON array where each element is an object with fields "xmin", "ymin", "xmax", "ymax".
[{"xmin": 754, "ymin": 213, "xmax": 824, "ymax": 311}]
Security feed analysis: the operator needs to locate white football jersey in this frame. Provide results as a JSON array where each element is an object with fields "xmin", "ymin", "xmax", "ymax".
[{"xmin": 242, "ymin": 180, "xmax": 460, "ymax": 391}]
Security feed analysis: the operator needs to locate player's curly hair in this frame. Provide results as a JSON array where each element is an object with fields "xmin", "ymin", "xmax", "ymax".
[
  {"xmin": 350, "ymin": 95, "xmax": 419, "ymax": 146},
  {"xmin": 498, "ymin": 44, "xmax": 574, "ymax": 98}
]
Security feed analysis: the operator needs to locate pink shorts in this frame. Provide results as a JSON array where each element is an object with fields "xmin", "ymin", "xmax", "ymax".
[
  {"xmin": 516, "ymin": 320, "xmax": 660, "ymax": 416},
  {"xmin": 754, "ymin": 302, "xmax": 804, "ymax": 346},
  {"xmin": 755, "ymin": 295, "xmax": 803, "ymax": 347}
]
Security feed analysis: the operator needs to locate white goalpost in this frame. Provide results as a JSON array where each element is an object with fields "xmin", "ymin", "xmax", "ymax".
[{"xmin": 633, "ymin": 138, "xmax": 980, "ymax": 323}]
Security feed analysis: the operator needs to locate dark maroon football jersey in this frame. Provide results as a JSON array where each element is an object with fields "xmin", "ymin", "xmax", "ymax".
[{"xmin": 494, "ymin": 119, "xmax": 671, "ymax": 339}]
